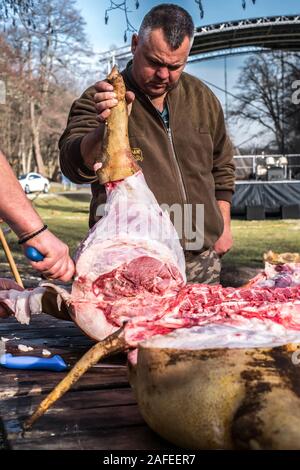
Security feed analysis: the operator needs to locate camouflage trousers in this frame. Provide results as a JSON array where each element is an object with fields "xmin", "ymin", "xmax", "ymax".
[{"xmin": 184, "ymin": 248, "xmax": 221, "ymax": 285}]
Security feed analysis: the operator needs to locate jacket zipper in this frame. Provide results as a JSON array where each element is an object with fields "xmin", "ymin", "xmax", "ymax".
[
  {"xmin": 145, "ymin": 95, "xmax": 188, "ymax": 206},
  {"xmin": 125, "ymin": 72, "xmax": 194, "ymax": 247},
  {"xmin": 167, "ymin": 126, "xmax": 191, "ymax": 247},
  {"xmin": 154, "ymin": 99, "xmax": 190, "ymax": 246},
  {"xmin": 166, "ymin": 126, "xmax": 188, "ymax": 207}
]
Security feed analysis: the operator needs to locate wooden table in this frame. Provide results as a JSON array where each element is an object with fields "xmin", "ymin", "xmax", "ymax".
[{"xmin": 0, "ymin": 315, "xmax": 172, "ymax": 450}]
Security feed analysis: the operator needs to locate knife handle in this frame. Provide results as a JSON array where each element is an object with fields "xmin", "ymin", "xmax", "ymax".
[
  {"xmin": 0, "ymin": 353, "xmax": 67, "ymax": 371},
  {"xmin": 24, "ymin": 246, "xmax": 45, "ymax": 262}
]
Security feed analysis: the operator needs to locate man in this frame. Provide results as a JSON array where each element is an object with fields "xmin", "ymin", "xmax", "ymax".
[
  {"xmin": 0, "ymin": 151, "xmax": 74, "ymax": 283},
  {"xmin": 59, "ymin": 4, "xmax": 235, "ymax": 284}
]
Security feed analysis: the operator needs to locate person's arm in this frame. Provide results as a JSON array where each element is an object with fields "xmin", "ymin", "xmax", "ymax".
[
  {"xmin": 212, "ymin": 106, "xmax": 235, "ymax": 203},
  {"xmin": 0, "ymin": 151, "xmax": 74, "ymax": 282},
  {"xmin": 59, "ymin": 81, "xmax": 134, "ymax": 181},
  {"xmin": 211, "ymin": 103, "xmax": 235, "ymax": 256},
  {"xmin": 0, "ymin": 152, "xmax": 45, "ymax": 237},
  {"xmin": 214, "ymin": 200, "xmax": 233, "ymax": 256}
]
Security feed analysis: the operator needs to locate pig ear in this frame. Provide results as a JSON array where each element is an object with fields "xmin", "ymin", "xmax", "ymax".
[{"xmin": 40, "ymin": 283, "xmax": 72, "ymax": 321}]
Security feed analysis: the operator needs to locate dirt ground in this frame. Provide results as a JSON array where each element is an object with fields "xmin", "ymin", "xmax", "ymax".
[{"xmin": 220, "ymin": 264, "xmax": 260, "ymax": 287}]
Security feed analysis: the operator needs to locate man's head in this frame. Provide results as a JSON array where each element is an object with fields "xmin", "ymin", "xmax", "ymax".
[{"xmin": 131, "ymin": 4, "xmax": 194, "ymax": 98}]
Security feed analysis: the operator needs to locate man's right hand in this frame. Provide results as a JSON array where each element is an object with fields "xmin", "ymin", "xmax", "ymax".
[
  {"xmin": 94, "ymin": 80, "xmax": 135, "ymax": 123},
  {"xmin": 80, "ymin": 81, "xmax": 135, "ymax": 171},
  {"xmin": 23, "ymin": 230, "xmax": 75, "ymax": 283}
]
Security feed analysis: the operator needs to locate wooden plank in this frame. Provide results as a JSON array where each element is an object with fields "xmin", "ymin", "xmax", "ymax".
[
  {"xmin": 0, "ymin": 322, "xmax": 86, "ymax": 334},
  {"xmin": 1, "ymin": 388, "xmax": 136, "ymax": 418},
  {"xmin": 2, "ymin": 402, "xmax": 145, "ymax": 438},
  {"xmin": 2, "ymin": 343, "xmax": 127, "ymax": 364},
  {"xmin": 0, "ymin": 310, "xmax": 172, "ymax": 450},
  {"xmin": 6, "ymin": 425, "xmax": 173, "ymax": 450},
  {"xmin": 0, "ymin": 419, "xmax": 8, "ymax": 450},
  {"xmin": 0, "ymin": 316, "xmax": 126, "ymax": 364},
  {"xmin": 0, "ymin": 315, "xmax": 72, "ymax": 330},
  {"xmin": 0, "ymin": 388, "xmax": 137, "ymax": 432},
  {"xmin": 0, "ymin": 388, "xmax": 173, "ymax": 450},
  {"xmin": 0, "ymin": 315, "xmax": 127, "ymax": 366},
  {"xmin": 0, "ymin": 367, "xmax": 129, "ymax": 399}
]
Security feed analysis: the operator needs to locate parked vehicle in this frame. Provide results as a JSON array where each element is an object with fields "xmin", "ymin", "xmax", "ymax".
[{"xmin": 18, "ymin": 172, "xmax": 50, "ymax": 194}]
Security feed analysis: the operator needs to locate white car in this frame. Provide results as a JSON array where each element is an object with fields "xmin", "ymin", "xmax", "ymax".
[{"xmin": 18, "ymin": 172, "xmax": 50, "ymax": 194}]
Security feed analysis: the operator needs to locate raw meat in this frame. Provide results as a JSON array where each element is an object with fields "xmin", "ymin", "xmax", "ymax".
[
  {"xmin": 1, "ymin": 201, "xmax": 300, "ymax": 346},
  {"xmin": 13, "ymin": 66, "xmax": 300, "ymax": 433},
  {"xmin": 69, "ymin": 170, "xmax": 186, "ymax": 341}
]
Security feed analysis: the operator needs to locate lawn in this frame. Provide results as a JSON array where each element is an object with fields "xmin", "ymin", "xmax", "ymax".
[
  {"xmin": 225, "ymin": 219, "xmax": 300, "ymax": 266},
  {"xmin": 221, "ymin": 218, "xmax": 300, "ymax": 285},
  {"xmin": 0, "ymin": 194, "xmax": 299, "ymax": 287}
]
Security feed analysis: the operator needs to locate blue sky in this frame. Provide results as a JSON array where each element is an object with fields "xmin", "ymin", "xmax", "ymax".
[
  {"xmin": 75, "ymin": 0, "xmax": 300, "ymax": 148},
  {"xmin": 76, "ymin": 0, "xmax": 300, "ymax": 51}
]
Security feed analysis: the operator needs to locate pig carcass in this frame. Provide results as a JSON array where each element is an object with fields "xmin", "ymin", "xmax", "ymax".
[{"xmin": 1, "ymin": 67, "xmax": 300, "ymax": 448}]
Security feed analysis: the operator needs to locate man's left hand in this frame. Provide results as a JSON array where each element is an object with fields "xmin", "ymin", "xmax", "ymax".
[
  {"xmin": 213, "ymin": 226, "xmax": 233, "ymax": 256},
  {"xmin": 213, "ymin": 200, "xmax": 233, "ymax": 256}
]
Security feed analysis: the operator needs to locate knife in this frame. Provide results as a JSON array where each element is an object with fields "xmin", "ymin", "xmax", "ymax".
[{"xmin": 0, "ymin": 353, "xmax": 67, "ymax": 371}]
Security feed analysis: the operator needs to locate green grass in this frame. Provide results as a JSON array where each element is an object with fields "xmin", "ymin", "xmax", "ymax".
[
  {"xmin": 0, "ymin": 195, "xmax": 299, "ymax": 287},
  {"xmin": 225, "ymin": 219, "xmax": 300, "ymax": 269},
  {"xmin": 32, "ymin": 195, "xmax": 90, "ymax": 253}
]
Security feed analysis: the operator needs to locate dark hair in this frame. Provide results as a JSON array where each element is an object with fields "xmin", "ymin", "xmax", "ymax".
[{"xmin": 139, "ymin": 3, "xmax": 194, "ymax": 50}]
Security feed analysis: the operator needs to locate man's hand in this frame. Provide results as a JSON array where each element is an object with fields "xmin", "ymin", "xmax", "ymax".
[
  {"xmin": 23, "ymin": 230, "xmax": 75, "ymax": 282},
  {"xmin": 213, "ymin": 200, "xmax": 233, "ymax": 256},
  {"xmin": 213, "ymin": 225, "xmax": 233, "ymax": 256},
  {"xmin": 80, "ymin": 82, "xmax": 135, "ymax": 171},
  {"xmin": 94, "ymin": 80, "xmax": 135, "ymax": 123}
]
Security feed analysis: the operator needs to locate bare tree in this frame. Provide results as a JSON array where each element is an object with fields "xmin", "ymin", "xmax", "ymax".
[
  {"xmin": 4, "ymin": 0, "xmax": 88, "ymax": 174},
  {"xmin": 229, "ymin": 52, "xmax": 300, "ymax": 154},
  {"xmin": 0, "ymin": 0, "xmax": 34, "ymax": 22}
]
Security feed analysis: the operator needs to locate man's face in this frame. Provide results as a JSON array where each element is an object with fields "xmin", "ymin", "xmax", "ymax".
[{"xmin": 131, "ymin": 28, "xmax": 191, "ymax": 98}]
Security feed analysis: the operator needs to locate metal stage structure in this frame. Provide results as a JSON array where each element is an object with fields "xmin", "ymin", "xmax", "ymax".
[
  {"xmin": 232, "ymin": 180, "xmax": 300, "ymax": 219},
  {"xmin": 234, "ymin": 154, "xmax": 300, "ymax": 181},
  {"xmin": 98, "ymin": 15, "xmax": 300, "ymax": 70},
  {"xmin": 232, "ymin": 154, "xmax": 300, "ymax": 219}
]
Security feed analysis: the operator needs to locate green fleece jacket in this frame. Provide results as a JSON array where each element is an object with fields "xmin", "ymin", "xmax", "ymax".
[{"xmin": 59, "ymin": 64, "xmax": 235, "ymax": 251}]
